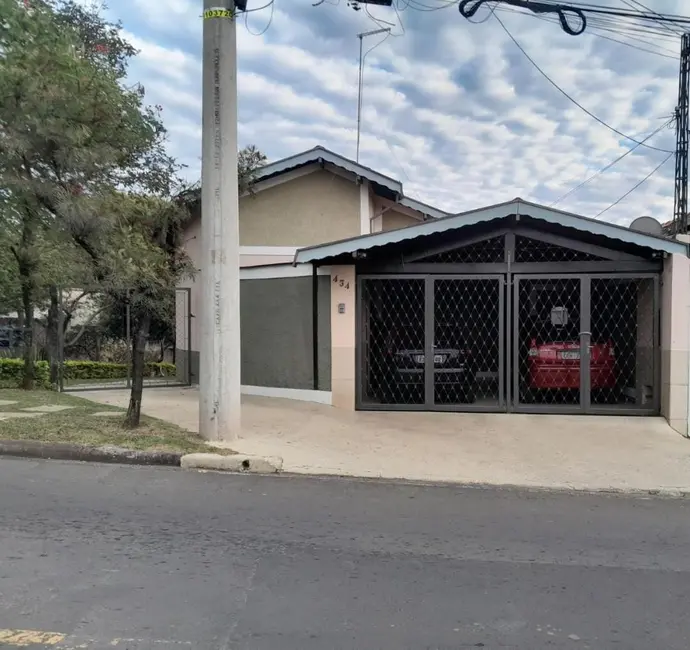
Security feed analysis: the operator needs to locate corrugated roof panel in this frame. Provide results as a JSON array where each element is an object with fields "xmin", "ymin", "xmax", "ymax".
[
  {"xmin": 294, "ymin": 198, "xmax": 688, "ymax": 263},
  {"xmin": 255, "ymin": 146, "xmax": 403, "ymax": 195}
]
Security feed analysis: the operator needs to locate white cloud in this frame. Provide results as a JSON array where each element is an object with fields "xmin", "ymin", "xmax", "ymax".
[{"xmin": 108, "ymin": 0, "xmax": 682, "ymax": 225}]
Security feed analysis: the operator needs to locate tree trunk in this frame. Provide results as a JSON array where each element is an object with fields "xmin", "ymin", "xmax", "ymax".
[
  {"xmin": 124, "ymin": 311, "xmax": 151, "ymax": 429},
  {"xmin": 47, "ymin": 286, "xmax": 60, "ymax": 389},
  {"xmin": 16, "ymin": 213, "xmax": 37, "ymax": 390},
  {"xmin": 20, "ymin": 281, "xmax": 35, "ymax": 390}
]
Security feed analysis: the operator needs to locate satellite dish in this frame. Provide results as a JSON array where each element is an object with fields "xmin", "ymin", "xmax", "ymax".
[{"xmin": 629, "ymin": 216, "xmax": 663, "ymax": 236}]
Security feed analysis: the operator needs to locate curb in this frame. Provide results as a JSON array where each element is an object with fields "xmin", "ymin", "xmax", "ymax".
[
  {"xmin": 0, "ymin": 440, "xmax": 182, "ymax": 466},
  {"xmin": 272, "ymin": 471, "xmax": 690, "ymax": 499},
  {"xmin": 180, "ymin": 452, "xmax": 283, "ymax": 474}
]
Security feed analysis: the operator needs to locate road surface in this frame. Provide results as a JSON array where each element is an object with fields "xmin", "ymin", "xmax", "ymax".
[{"xmin": 0, "ymin": 458, "xmax": 688, "ymax": 649}]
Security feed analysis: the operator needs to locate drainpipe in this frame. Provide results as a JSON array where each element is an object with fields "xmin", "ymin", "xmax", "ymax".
[
  {"xmin": 686, "ymin": 257, "xmax": 690, "ymax": 436},
  {"xmin": 312, "ymin": 263, "xmax": 319, "ymax": 391}
]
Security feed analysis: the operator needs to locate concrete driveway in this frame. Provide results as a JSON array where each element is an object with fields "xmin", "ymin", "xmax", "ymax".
[{"xmin": 78, "ymin": 387, "xmax": 690, "ymax": 493}]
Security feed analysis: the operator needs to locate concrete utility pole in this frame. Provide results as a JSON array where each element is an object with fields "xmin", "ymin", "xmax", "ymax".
[
  {"xmin": 356, "ymin": 26, "xmax": 390, "ymax": 163},
  {"xmin": 199, "ymin": 0, "xmax": 241, "ymax": 441}
]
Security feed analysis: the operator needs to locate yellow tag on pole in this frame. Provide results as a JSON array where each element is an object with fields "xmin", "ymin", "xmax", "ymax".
[{"xmin": 203, "ymin": 7, "xmax": 235, "ymax": 19}]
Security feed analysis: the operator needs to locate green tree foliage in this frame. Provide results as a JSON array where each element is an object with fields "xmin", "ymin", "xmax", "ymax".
[
  {"xmin": 238, "ymin": 145, "xmax": 268, "ymax": 195},
  {"xmin": 0, "ymin": 0, "xmax": 174, "ymax": 388},
  {"xmin": 87, "ymin": 192, "xmax": 193, "ymax": 426}
]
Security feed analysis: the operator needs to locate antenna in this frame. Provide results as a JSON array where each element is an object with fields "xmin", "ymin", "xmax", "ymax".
[{"xmin": 356, "ymin": 26, "xmax": 390, "ymax": 162}]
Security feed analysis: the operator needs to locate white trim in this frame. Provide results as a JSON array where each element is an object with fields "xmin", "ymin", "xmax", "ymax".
[
  {"xmin": 377, "ymin": 197, "xmax": 426, "ymax": 223},
  {"xmin": 240, "ymin": 246, "xmax": 302, "ymax": 256},
  {"xmin": 241, "ymin": 384, "xmax": 333, "ymax": 405},
  {"xmin": 249, "ymin": 164, "xmax": 320, "ymax": 194},
  {"xmin": 398, "ymin": 196, "xmax": 448, "ymax": 220},
  {"xmin": 254, "ymin": 146, "xmax": 402, "ymax": 195},
  {"xmin": 247, "ymin": 161, "xmax": 358, "ymax": 197},
  {"xmin": 241, "ymin": 264, "xmax": 330, "ymax": 280},
  {"xmin": 359, "ymin": 180, "xmax": 371, "ymax": 235}
]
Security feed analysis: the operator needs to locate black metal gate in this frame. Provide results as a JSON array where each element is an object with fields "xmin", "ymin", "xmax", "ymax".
[
  {"xmin": 358, "ymin": 271, "xmax": 659, "ymax": 415},
  {"xmin": 358, "ymin": 275, "xmax": 504, "ymax": 411},
  {"xmin": 513, "ymin": 274, "xmax": 659, "ymax": 414}
]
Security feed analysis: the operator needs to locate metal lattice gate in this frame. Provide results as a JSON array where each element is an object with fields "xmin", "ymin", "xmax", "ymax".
[
  {"xmin": 513, "ymin": 274, "xmax": 659, "ymax": 414},
  {"xmin": 358, "ymin": 276, "xmax": 504, "ymax": 411},
  {"xmin": 359, "ymin": 273, "xmax": 659, "ymax": 415}
]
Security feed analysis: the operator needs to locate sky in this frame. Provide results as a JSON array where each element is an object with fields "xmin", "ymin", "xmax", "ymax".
[{"xmin": 106, "ymin": 0, "xmax": 686, "ymax": 225}]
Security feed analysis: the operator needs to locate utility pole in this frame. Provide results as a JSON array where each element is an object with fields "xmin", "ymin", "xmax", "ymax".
[
  {"xmin": 673, "ymin": 33, "xmax": 690, "ymax": 235},
  {"xmin": 199, "ymin": 0, "xmax": 242, "ymax": 441},
  {"xmin": 356, "ymin": 26, "xmax": 390, "ymax": 163}
]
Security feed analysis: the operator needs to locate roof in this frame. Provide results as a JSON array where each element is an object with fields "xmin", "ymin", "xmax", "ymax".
[
  {"xmin": 294, "ymin": 197, "xmax": 688, "ymax": 263},
  {"xmin": 254, "ymin": 146, "xmax": 449, "ymax": 220}
]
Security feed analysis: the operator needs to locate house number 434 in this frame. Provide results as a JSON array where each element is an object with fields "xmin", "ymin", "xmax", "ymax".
[{"xmin": 333, "ymin": 275, "xmax": 350, "ymax": 290}]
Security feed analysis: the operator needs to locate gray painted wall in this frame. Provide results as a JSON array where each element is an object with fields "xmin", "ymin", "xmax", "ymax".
[
  {"xmin": 240, "ymin": 275, "xmax": 331, "ymax": 390},
  {"xmin": 177, "ymin": 276, "xmax": 331, "ymax": 389}
]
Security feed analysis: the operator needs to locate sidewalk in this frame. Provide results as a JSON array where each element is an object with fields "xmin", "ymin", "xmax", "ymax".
[{"xmin": 79, "ymin": 387, "xmax": 690, "ymax": 493}]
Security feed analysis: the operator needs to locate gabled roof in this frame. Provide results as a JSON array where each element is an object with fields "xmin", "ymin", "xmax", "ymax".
[
  {"xmin": 254, "ymin": 146, "xmax": 449, "ymax": 220},
  {"xmin": 294, "ymin": 197, "xmax": 688, "ymax": 263}
]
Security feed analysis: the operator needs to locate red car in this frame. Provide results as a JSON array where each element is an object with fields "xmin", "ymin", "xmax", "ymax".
[{"xmin": 527, "ymin": 338, "xmax": 616, "ymax": 390}]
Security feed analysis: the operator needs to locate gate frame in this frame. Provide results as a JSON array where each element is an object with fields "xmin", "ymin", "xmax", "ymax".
[
  {"xmin": 355, "ymin": 225, "xmax": 662, "ymax": 416},
  {"xmin": 60, "ymin": 286, "xmax": 194, "ymax": 393},
  {"xmin": 356, "ymin": 274, "xmax": 505, "ymax": 412},
  {"xmin": 511, "ymin": 273, "xmax": 660, "ymax": 416}
]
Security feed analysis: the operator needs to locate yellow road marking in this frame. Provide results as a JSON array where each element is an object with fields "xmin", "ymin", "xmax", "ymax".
[
  {"xmin": 0, "ymin": 629, "xmax": 65, "ymax": 646},
  {"xmin": 0, "ymin": 629, "xmax": 193, "ymax": 648}
]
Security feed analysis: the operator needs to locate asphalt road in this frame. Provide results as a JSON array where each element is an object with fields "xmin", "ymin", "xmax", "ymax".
[{"xmin": 1, "ymin": 460, "xmax": 689, "ymax": 650}]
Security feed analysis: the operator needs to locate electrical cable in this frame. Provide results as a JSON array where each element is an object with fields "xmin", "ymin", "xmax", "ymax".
[
  {"xmin": 465, "ymin": 0, "xmax": 497, "ymax": 23},
  {"xmin": 243, "ymin": 0, "xmax": 275, "ymax": 35},
  {"xmin": 365, "ymin": 4, "xmax": 404, "ymax": 36},
  {"xmin": 493, "ymin": 11, "xmax": 674, "ymax": 154},
  {"xmin": 594, "ymin": 151, "xmax": 674, "ymax": 218},
  {"xmin": 550, "ymin": 118, "xmax": 674, "ymax": 206},
  {"xmin": 490, "ymin": 3, "xmax": 682, "ymax": 43},
  {"xmin": 401, "ymin": 0, "xmax": 459, "ymax": 12},
  {"xmin": 621, "ymin": 0, "xmax": 684, "ymax": 36},
  {"xmin": 532, "ymin": 0, "xmax": 690, "ymax": 25},
  {"xmin": 493, "ymin": 5, "xmax": 680, "ymax": 57}
]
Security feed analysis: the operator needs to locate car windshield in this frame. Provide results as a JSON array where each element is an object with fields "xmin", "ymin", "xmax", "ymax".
[
  {"xmin": 388, "ymin": 324, "xmax": 463, "ymax": 350},
  {"xmin": 391, "ymin": 324, "xmax": 423, "ymax": 350}
]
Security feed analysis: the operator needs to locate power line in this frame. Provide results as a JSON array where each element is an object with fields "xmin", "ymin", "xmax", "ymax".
[
  {"xmin": 621, "ymin": 0, "xmax": 684, "ymax": 36},
  {"xmin": 243, "ymin": 0, "xmax": 275, "ymax": 36},
  {"xmin": 493, "ymin": 11, "xmax": 674, "ymax": 154},
  {"xmin": 533, "ymin": 0, "xmax": 690, "ymax": 26},
  {"xmin": 493, "ymin": 5, "xmax": 679, "ymax": 58},
  {"xmin": 551, "ymin": 118, "xmax": 674, "ymax": 206},
  {"xmin": 594, "ymin": 152, "xmax": 674, "ymax": 218}
]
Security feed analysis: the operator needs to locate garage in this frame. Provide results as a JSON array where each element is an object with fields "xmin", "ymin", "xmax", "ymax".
[{"xmin": 294, "ymin": 199, "xmax": 690, "ymax": 421}]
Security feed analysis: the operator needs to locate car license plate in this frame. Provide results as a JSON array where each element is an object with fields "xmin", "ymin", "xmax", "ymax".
[
  {"xmin": 560, "ymin": 350, "xmax": 580, "ymax": 360},
  {"xmin": 414, "ymin": 354, "xmax": 446, "ymax": 364}
]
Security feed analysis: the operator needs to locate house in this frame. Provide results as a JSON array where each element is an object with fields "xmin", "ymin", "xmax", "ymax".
[
  {"xmin": 176, "ymin": 146, "xmax": 446, "ymax": 394},
  {"xmin": 177, "ymin": 147, "xmax": 690, "ymax": 437}
]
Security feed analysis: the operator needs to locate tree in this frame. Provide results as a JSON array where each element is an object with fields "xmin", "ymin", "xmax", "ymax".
[
  {"xmin": 78, "ymin": 191, "xmax": 193, "ymax": 427},
  {"xmin": 177, "ymin": 145, "xmax": 268, "ymax": 209},
  {"xmin": 238, "ymin": 145, "xmax": 267, "ymax": 195},
  {"xmin": 0, "ymin": 0, "xmax": 169, "ymax": 388}
]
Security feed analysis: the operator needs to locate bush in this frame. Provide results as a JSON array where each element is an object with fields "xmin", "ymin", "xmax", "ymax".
[
  {"xmin": 63, "ymin": 360, "xmax": 176, "ymax": 380},
  {"xmin": 0, "ymin": 358, "xmax": 176, "ymax": 387},
  {"xmin": 0, "ymin": 358, "xmax": 51, "ymax": 389}
]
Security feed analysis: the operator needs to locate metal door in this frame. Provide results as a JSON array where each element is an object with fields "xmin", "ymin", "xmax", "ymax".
[
  {"xmin": 513, "ymin": 275, "xmax": 586, "ymax": 413},
  {"xmin": 586, "ymin": 274, "xmax": 660, "ymax": 415},
  {"xmin": 358, "ymin": 275, "xmax": 503, "ymax": 411},
  {"xmin": 431, "ymin": 276, "xmax": 504, "ymax": 411}
]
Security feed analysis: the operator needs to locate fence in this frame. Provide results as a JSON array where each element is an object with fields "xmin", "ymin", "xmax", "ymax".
[{"xmin": 0, "ymin": 287, "xmax": 192, "ymax": 392}]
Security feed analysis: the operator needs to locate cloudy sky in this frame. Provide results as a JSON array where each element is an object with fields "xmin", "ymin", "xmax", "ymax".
[{"xmin": 108, "ymin": 0, "xmax": 685, "ymax": 225}]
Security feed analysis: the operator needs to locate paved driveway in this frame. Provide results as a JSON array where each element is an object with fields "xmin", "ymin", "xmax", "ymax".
[{"xmin": 78, "ymin": 387, "xmax": 690, "ymax": 492}]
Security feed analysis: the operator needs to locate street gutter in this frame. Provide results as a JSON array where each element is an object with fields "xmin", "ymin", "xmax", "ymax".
[{"xmin": 0, "ymin": 440, "xmax": 182, "ymax": 466}]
